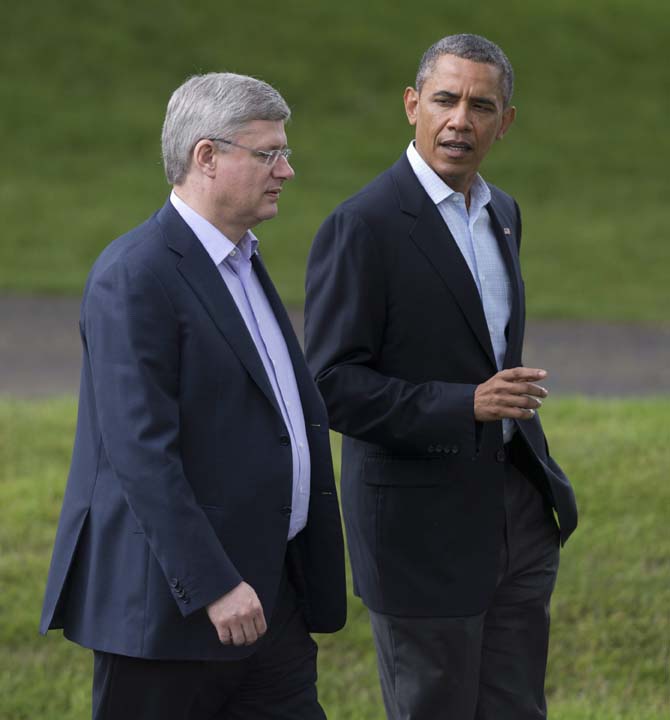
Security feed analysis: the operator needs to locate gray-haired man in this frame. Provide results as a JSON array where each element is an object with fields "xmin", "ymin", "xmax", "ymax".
[
  {"xmin": 40, "ymin": 72, "xmax": 346, "ymax": 720},
  {"xmin": 305, "ymin": 34, "xmax": 577, "ymax": 719}
]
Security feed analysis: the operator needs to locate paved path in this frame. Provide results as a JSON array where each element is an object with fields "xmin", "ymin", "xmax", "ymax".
[{"xmin": 1, "ymin": 294, "xmax": 668, "ymax": 398}]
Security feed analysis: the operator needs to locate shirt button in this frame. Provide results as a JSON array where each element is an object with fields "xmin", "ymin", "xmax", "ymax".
[
  {"xmin": 299, "ymin": 442, "xmax": 304, "ymax": 449},
  {"xmin": 279, "ymin": 435, "xmax": 290, "ymax": 446},
  {"xmin": 229, "ymin": 249, "xmax": 237, "ymax": 256},
  {"xmin": 496, "ymin": 449, "xmax": 506, "ymax": 463}
]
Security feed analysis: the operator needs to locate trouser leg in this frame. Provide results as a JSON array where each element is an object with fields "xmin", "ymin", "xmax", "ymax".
[
  {"xmin": 369, "ymin": 608, "xmax": 485, "ymax": 719},
  {"xmin": 92, "ymin": 651, "xmax": 228, "ymax": 720},
  {"xmin": 223, "ymin": 569, "xmax": 326, "ymax": 720},
  {"xmin": 475, "ymin": 463, "xmax": 561, "ymax": 720},
  {"xmin": 367, "ymin": 460, "xmax": 560, "ymax": 720}
]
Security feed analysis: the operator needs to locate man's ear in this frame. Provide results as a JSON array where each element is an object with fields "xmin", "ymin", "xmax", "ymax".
[
  {"xmin": 192, "ymin": 139, "xmax": 218, "ymax": 177},
  {"xmin": 496, "ymin": 105, "xmax": 516, "ymax": 140},
  {"xmin": 403, "ymin": 87, "xmax": 419, "ymax": 127}
]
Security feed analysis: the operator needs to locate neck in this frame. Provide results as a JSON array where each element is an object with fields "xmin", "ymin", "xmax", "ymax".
[{"xmin": 172, "ymin": 184, "xmax": 246, "ymax": 244}]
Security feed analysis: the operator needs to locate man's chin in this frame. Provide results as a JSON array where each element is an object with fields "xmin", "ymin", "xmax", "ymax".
[
  {"xmin": 434, "ymin": 164, "xmax": 474, "ymax": 192},
  {"xmin": 253, "ymin": 205, "xmax": 280, "ymax": 226}
]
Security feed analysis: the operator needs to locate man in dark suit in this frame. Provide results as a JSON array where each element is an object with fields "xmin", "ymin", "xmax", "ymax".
[
  {"xmin": 304, "ymin": 34, "xmax": 577, "ymax": 719},
  {"xmin": 40, "ymin": 72, "xmax": 346, "ymax": 720}
]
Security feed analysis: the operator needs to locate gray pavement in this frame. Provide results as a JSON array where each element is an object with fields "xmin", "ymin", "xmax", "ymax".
[{"xmin": 1, "ymin": 294, "xmax": 668, "ymax": 398}]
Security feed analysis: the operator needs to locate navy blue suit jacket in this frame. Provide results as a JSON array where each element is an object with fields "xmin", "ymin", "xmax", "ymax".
[
  {"xmin": 40, "ymin": 201, "xmax": 346, "ymax": 659},
  {"xmin": 304, "ymin": 154, "xmax": 577, "ymax": 617}
]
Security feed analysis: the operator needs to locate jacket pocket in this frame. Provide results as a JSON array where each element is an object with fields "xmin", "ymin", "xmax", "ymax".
[{"xmin": 363, "ymin": 455, "xmax": 450, "ymax": 487}]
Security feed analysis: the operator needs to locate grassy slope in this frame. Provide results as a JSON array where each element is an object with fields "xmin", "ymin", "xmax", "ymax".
[
  {"xmin": 1, "ymin": 397, "xmax": 668, "ymax": 719},
  {"xmin": 1, "ymin": 0, "xmax": 669, "ymax": 321}
]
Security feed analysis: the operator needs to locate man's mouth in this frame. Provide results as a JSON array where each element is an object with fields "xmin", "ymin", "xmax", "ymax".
[{"xmin": 440, "ymin": 141, "xmax": 473, "ymax": 156}]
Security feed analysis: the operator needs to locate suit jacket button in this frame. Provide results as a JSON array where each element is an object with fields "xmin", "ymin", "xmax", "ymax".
[
  {"xmin": 428, "ymin": 445, "xmax": 435, "ymax": 453},
  {"xmin": 170, "ymin": 578, "xmax": 179, "ymax": 588},
  {"xmin": 279, "ymin": 435, "xmax": 290, "ymax": 446},
  {"xmin": 281, "ymin": 505, "xmax": 292, "ymax": 516},
  {"xmin": 182, "ymin": 596, "xmax": 190, "ymax": 604},
  {"xmin": 496, "ymin": 449, "xmax": 506, "ymax": 463},
  {"xmin": 451, "ymin": 445, "xmax": 459, "ymax": 455},
  {"xmin": 435, "ymin": 444, "xmax": 443, "ymax": 453}
]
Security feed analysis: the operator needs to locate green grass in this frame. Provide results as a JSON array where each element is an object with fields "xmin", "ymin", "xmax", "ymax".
[
  {"xmin": 1, "ymin": 397, "xmax": 668, "ymax": 718},
  {"xmin": 1, "ymin": 0, "xmax": 669, "ymax": 322}
]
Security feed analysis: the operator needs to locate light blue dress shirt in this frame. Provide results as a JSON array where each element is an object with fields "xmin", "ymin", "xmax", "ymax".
[
  {"xmin": 170, "ymin": 191, "xmax": 310, "ymax": 538},
  {"xmin": 406, "ymin": 143, "xmax": 514, "ymax": 442}
]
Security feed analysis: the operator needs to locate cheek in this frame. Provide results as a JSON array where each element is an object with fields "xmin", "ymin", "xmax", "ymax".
[
  {"xmin": 416, "ymin": 118, "xmax": 438, "ymax": 147},
  {"xmin": 238, "ymin": 177, "xmax": 264, "ymax": 203}
]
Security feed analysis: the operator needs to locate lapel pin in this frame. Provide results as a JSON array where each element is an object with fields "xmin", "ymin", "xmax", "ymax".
[{"xmin": 503, "ymin": 227, "xmax": 512, "ymax": 235}]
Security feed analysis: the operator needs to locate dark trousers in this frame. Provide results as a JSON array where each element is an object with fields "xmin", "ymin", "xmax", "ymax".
[
  {"xmin": 92, "ymin": 570, "xmax": 325, "ymax": 720},
  {"xmin": 369, "ymin": 454, "xmax": 561, "ymax": 720}
]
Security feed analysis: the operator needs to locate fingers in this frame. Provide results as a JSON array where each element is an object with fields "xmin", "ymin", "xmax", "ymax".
[
  {"xmin": 501, "ymin": 404, "xmax": 537, "ymax": 420},
  {"xmin": 253, "ymin": 612, "xmax": 268, "ymax": 638},
  {"xmin": 501, "ymin": 386, "xmax": 546, "ymax": 410},
  {"xmin": 516, "ymin": 382, "xmax": 549, "ymax": 399},
  {"xmin": 499, "ymin": 367, "xmax": 548, "ymax": 383},
  {"xmin": 230, "ymin": 618, "xmax": 258, "ymax": 646},
  {"xmin": 494, "ymin": 390, "xmax": 543, "ymax": 418},
  {"xmin": 474, "ymin": 367, "xmax": 550, "ymax": 422},
  {"xmin": 217, "ymin": 612, "xmax": 266, "ymax": 646},
  {"xmin": 207, "ymin": 582, "xmax": 267, "ymax": 646}
]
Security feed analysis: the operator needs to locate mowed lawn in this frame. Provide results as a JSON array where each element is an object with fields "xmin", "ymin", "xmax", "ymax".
[
  {"xmin": 1, "ymin": 0, "xmax": 669, "ymax": 321},
  {"xmin": 0, "ymin": 397, "xmax": 668, "ymax": 719}
]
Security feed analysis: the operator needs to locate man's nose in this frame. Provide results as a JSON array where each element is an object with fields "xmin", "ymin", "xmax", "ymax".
[
  {"xmin": 273, "ymin": 155, "xmax": 295, "ymax": 180},
  {"xmin": 447, "ymin": 102, "xmax": 472, "ymax": 131}
]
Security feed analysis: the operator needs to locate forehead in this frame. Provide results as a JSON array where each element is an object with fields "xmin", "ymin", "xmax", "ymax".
[
  {"xmin": 235, "ymin": 119, "xmax": 287, "ymax": 145},
  {"xmin": 422, "ymin": 54, "xmax": 504, "ymax": 101}
]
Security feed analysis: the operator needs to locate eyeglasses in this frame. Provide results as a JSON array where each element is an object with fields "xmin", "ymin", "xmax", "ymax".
[{"xmin": 206, "ymin": 138, "xmax": 292, "ymax": 167}]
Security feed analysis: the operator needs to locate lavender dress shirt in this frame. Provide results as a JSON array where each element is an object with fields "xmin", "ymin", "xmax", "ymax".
[{"xmin": 170, "ymin": 191, "xmax": 310, "ymax": 538}]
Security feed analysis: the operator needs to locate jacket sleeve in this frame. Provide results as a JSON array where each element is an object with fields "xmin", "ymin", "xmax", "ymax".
[
  {"xmin": 304, "ymin": 209, "xmax": 478, "ymax": 456},
  {"xmin": 83, "ymin": 256, "xmax": 242, "ymax": 616}
]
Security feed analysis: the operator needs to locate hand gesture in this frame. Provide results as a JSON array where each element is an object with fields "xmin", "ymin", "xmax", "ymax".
[{"xmin": 474, "ymin": 367, "xmax": 548, "ymax": 422}]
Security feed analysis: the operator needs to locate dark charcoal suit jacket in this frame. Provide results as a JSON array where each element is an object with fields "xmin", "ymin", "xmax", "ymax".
[
  {"xmin": 40, "ymin": 200, "xmax": 346, "ymax": 659},
  {"xmin": 304, "ymin": 153, "xmax": 577, "ymax": 617}
]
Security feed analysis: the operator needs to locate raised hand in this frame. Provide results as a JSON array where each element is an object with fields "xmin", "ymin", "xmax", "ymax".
[{"xmin": 474, "ymin": 367, "xmax": 548, "ymax": 422}]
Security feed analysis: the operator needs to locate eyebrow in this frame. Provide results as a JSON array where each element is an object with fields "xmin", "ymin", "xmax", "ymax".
[{"xmin": 431, "ymin": 90, "xmax": 497, "ymax": 108}]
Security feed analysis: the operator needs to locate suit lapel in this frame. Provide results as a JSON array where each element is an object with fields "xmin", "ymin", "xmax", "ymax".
[
  {"xmin": 156, "ymin": 202, "xmax": 282, "ymax": 417},
  {"xmin": 392, "ymin": 156, "xmax": 497, "ymax": 368}
]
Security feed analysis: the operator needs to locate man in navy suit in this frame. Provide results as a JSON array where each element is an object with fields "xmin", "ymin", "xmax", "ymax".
[
  {"xmin": 304, "ymin": 34, "xmax": 577, "ymax": 719},
  {"xmin": 40, "ymin": 72, "xmax": 346, "ymax": 720}
]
